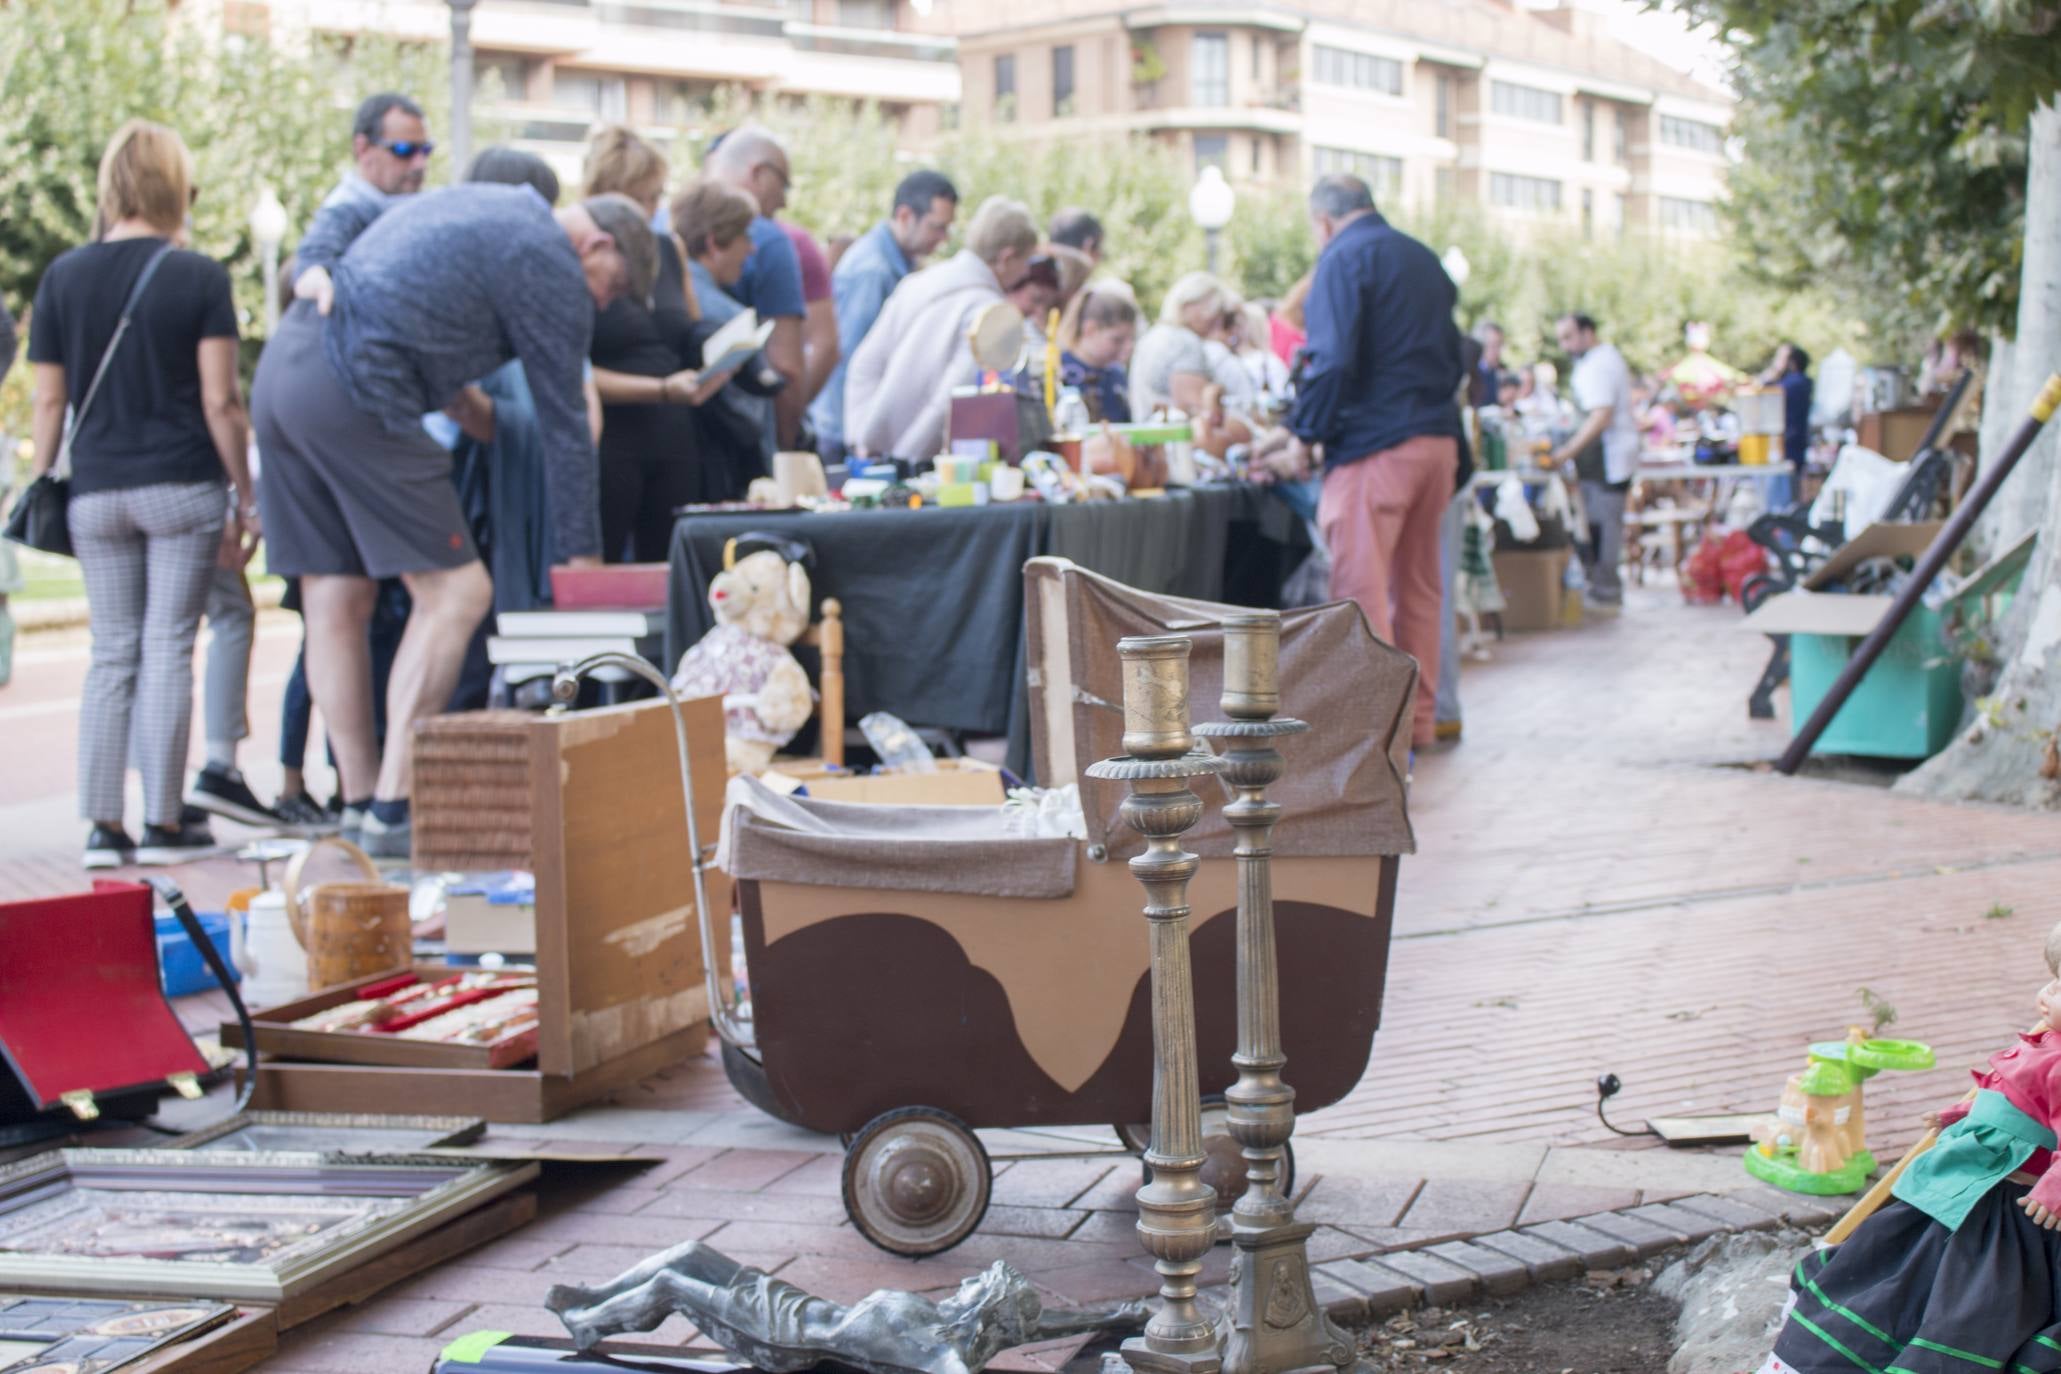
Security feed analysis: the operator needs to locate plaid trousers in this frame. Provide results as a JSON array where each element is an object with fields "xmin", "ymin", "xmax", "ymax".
[{"xmin": 71, "ymin": 480, "xmax": 224, "ymax": 827}]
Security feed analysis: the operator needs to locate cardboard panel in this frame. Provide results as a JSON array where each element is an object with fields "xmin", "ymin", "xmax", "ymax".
[
  {"xmin": 531, "ymin": 696, "xmax": 728, "ymax": 1078},
  {"xmin": 1803, "ymin": 521, "xmax": 1944, "ymax": 590},
  {"xmin": 1741, "ymin": 591, "xmax": 1894, "ymax": 638}
]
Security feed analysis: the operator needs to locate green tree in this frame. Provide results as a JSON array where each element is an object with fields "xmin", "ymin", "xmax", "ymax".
[
  {"xmin": 0, "ymin": 0, "xmax": 449, "ymax": 358},
  {"xmin": 1668, "ymin": 0, "xmax": 2061, "ymax": 806}
]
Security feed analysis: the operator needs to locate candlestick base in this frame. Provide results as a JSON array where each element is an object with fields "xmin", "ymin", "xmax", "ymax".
[{"xmin": 1221, "ymin": 1221, "xmax": 1355, "ymax": 1374}]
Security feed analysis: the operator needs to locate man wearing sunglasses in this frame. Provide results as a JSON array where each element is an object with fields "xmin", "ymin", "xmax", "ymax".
[{"xmin": 292, "ymin": 93, "xmax": 433, "ymax": 310}]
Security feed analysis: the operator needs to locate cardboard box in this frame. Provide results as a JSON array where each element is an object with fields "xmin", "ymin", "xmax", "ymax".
[
  {"xmin": 445, "ymin": 873, "xmax": 538, "ymax": 957},
  {"xmin": 761, "ymin": 757, "xmax": 1007, "ymax": 806},
  {"xmin": 1492, "ymin": 547, "xmax": 1570, "ymax": 632},
  {"xmin": 1741, "ymin": 522, "xmax": 1958, "ymax": 759}
]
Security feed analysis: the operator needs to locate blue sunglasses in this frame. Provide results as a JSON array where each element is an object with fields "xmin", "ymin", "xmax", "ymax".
[{"xmin": 381, "ymin": 140, "xmax": 435, "ymax": 159}]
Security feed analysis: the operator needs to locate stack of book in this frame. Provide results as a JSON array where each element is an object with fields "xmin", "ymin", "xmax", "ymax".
[{"xmin": 485, "ymin": 605, "xmax": 665, "ymax": 674}]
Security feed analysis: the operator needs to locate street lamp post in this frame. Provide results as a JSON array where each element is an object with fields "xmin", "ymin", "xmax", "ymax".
[
  {"xmin": 448, "ymin": 0, "xmax": 480, "ymax": 175},
  {"xmin": 1188, "ymin": 166, "xmax": 1236, "ymax": 276},
  {"xmin": 249, "ymin": 189, "xmax": 290, "ymax": 337}
]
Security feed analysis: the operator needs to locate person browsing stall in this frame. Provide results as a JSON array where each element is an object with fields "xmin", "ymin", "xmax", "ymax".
[
  {"xmin": 250, "ymin": 183, "xmax": 656, "ymax": 856},
  {"xmin": 1258, "ymin": 174, "xmax": 1463, "ymax": 752},
  {"xmin": 1549, "ymin": 312, "xmax": 1639, "ymax": 611},
  {"xmin": 810, "ymin": 170, "xmax": 959, "ymax": 461}
]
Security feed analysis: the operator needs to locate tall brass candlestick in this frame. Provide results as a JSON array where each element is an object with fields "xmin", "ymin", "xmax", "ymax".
[
  {"xmin": 1086, "ymin": 636, "xmax": 1223, "ymax": 1374},
  {"xmin": 1194, "ymin": 613, "xmax": 1353, "ymax": 1374}
]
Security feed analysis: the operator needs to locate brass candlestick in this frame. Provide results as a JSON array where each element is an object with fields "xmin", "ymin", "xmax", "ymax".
[
  {"xmin": 1087, "ymin": 636, "xmax": 1223, "ymax": 1374},
  {"xmin": 1194, "ymin": 613, "xmax": 1353, "ymax": 1374}
]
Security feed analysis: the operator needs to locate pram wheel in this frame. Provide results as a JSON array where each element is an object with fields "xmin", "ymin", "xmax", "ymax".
[
  {"xmin": 842, "ymin": 1107, "xmax": 992, "ymax": 1258},
  {"xmin": 1117, "ymin": 1100, "xmax": 1297, "ymax": 1212}
]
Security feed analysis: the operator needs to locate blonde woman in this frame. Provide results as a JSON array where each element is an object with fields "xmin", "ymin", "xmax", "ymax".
[
  {"xmin": 583, "ymin": 126, "xmax": 728, "ymax": 561},
  {"xmin": 27, "ymin": 120, "xmax": 255, "ymax": 868},
  {"xmin": 1129, "ymin": 270, "xmax": 1234, "ymax": 418}
]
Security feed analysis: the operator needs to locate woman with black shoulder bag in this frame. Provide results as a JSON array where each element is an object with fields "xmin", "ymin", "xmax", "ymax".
[{"xmin": 24, "ymin": 119, "xmax": 256, "ymax": 869}]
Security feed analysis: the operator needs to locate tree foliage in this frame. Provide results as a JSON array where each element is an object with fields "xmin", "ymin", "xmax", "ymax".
[
  {"xmin": 0, "ymin": 0, "xmax": 449, "ymax": 347},
  {"xmin": 1667, "ymin": 0, "xmax": 2061, "ymax": 349}
]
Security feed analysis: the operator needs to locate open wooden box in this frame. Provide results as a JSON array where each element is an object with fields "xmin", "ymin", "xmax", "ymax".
[
  {"xmin": 224, "ymin": 965, "xmax": 541, "ymax": 1071},
  {"xmin": 230, "ymin": 696, "xmax": 729, "ymax": 1123}
]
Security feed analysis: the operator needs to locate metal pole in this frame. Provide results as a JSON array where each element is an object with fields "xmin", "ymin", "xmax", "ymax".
[
  {"xmin": 1776, "ymin": 372, "xmax": 2061, "ymax": 774},
  {"xmin": 260, "ymin": 250, "xmax": 278, "ymax": 338},
  {"xmin": 448, "ymin": 0, "xmax": 479, "ymax": 176},
  {"xmin": 1086, "ymin": 637, "xmax": 1222, "ymax": 1374},
  {"xmin": 1205, "ymin": 228, "xmax": 1220, "ymax": 276},
  {"xmin": 1195, "ymin": 613, "xmax": 1353, "ymax": 1374}
]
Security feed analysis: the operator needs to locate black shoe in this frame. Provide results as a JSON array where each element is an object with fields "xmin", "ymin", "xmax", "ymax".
[
  {"xmin": 273, "ymin": 792, "xmax": 338, "ymax": 833},
  {"xmin": 84, "ymin": 825, "xmax": 136, "ymax": 871},
  {"xmin": 134, "ymin": 821, "xmax": 221, "ymax": 867},
  {"xmin": 186, "ymin": 767, "xmax": 282, "ymax": 828}
]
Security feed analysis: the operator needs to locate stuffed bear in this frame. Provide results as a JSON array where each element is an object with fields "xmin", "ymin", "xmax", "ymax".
[{"xmin": 670, "ymin": 549, "xmax": 814, "ymax": 774}]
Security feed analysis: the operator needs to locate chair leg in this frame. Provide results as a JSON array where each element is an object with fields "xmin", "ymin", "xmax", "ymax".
[{"xmin": 1749, "ymin": 635, "xmax": 1789, "ymax": 720}]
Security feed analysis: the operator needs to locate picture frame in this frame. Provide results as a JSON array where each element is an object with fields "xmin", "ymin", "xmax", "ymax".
[
  {"xmin": 0, "ymin": 1292, "xmax": 242, "ymax": 1373},
  {"xmin": 0, "ymin": 1149, "xmax": 536, "ymax": 1303},
  {"xmin": 166, "ymin": 1111, "xmax": 487, "ymax": 1156}
]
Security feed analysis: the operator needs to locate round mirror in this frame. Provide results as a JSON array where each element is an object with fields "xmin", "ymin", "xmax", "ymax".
[{"xmin": 967, "ymin": 301, "xmax": 1027, "ymax": 374}]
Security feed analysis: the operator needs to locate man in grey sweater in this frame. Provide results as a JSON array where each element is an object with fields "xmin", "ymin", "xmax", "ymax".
[{"xmin": 251, "ymin": 183, "xmax": 654, "ymax": 855}]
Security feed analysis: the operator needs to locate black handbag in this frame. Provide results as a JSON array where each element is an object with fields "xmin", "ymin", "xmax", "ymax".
[{"xmin": 3, "ymin": 244, "xmax": 175, "ymax": 557}]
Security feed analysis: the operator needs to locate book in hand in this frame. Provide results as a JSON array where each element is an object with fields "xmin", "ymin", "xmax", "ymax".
[
  {"xmin": 495, "ymin": 608, "xmax": 664, "ymax": 638},
  {"xmin": 701, "ymin": 309, "xmax": 775, "ymax": 379}
]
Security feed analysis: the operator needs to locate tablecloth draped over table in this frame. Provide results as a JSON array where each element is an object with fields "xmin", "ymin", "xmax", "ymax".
[{"xmin": 664, "ymin": 484, "xmax": 1309, "ymax": 780}]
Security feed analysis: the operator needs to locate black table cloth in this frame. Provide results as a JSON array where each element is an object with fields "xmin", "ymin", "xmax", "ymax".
[{"xmin": 664, "ymin": 484, "xmax": 1308, "ymax": 779}]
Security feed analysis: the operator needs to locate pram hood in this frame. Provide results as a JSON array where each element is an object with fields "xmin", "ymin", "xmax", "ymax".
[
  {"xmin": 1024, "ymin": 557, "xmax": 1417, "ymax": 859},
  {"xmin": 718, "ymin": 775, "xmax": 1078, "ymax": 898}
]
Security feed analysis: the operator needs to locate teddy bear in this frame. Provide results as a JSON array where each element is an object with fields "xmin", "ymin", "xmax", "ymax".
[{"xmin": 670, "ymin": 547, "xmax": 815, "ymax": 774}]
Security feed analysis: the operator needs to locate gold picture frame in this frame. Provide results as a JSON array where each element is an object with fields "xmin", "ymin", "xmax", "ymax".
[
  {"xmin": 165, "ymin": 1111, "xmax": 487, "ymax": 1155},
  {"xmin": 0, "ymin": 1149, "xmax": 535, "ymax": 1303}
]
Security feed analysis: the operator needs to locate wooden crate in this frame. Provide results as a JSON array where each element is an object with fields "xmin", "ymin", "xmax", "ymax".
[{"xmin": 237, "ymin": 696, "xmax": 730, "ymax": 1122}]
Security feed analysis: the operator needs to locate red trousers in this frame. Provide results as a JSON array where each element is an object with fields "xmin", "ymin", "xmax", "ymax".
[{"xmin": 1317, "ymin": 435, "xmax": 1457, "ymax": 749}]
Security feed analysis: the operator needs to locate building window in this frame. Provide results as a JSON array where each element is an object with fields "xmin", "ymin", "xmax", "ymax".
[
  {"xmin": 1311, "ymin": 44, "xmax": 1404, "ymax": 96},
  {"xmin": 1192, "ymin": 33, "xmax": 1230, "ymax": 107},
  {"xmin": 1250, "ymin": 33, "xmax": 1263, "ymax": 82},
  {"xmin": 994, "ymin": 53, "xmax": 1016, "ymax": 119},
  {"xmin": 1582, "ymin": 101, "xmax": 1595, "ymax": 160},
  {"xmin": 1488, "ymin": 171, "xmax": 1562, "ymax": 212},
  {"xmin": 475, "ymin": 53, "xmax": 531, "ymax": 102},
  {"xmin": 552, "ymin": 70, "xmax": 626, "ymax": 120},
  {"xmin": 1581, "ymin": 188, "xmax": 1593, "ymax": 238},
  {"xmin": 1616, "ymin": 192, "xmax": 1629, "ymax": 234},
  {"xmin": 1314, "ymin": 146, "xmax": 1403, "ymax": 201},
  {"xmin": 1659, "ymin": 196, "xmax": 1719, "ymax": 233},
  {"xmin": 1659, "ymin": 114, "xmax": 1725, "ymax": 155},
  {"xmin": 1194, "ymin": 133, "xmax": 1229, "ymax": 171},
  {"xmin": 1434, "ymin": 166, "xmax": 1454, "ymax": 204},
  {"xmin": 1052, "ymin": 44, "xmax": 1075, "ymax": 114},
  {"xmin": 837, "ymin": 0, "xmax": 894, "ymax": 28},
  {"xmin": 1434, "ymin": 73, "xmax": 1451, "ymax": 138},
  {"xmin": 1489, "ymin": 79, "xmax": 1562, "ymax": 124},
  {"xmin": 1250, "ymin": 137, "xmax": 1263, "ymax": 176},
  {"xmin": 1614, "ymin": 110, "xmax": 1630, "ymax": 162}
]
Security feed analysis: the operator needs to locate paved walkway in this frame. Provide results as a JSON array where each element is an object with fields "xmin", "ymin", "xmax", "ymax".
[{"xmin": 6, "ymin": 582, "xmax": 2057, "ymax": 1370}]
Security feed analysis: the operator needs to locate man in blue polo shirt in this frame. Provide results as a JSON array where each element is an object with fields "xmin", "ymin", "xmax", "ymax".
[
  {"xmin": 810, "ymin": 169, "xmax": 959, "ymax": 461},
  {"xmin": 703, "ymin": 127, "xmax": 808, "ymax": 449},
  {"xmin": 1259, "ymin": 174, "xmax": 1462, "ymax": 751}
]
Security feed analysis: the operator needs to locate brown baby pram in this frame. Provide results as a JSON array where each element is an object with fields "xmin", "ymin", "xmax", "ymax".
[{"xmin": 707, "ymin": 558, "xmax": 1418, "ymax": 1256}]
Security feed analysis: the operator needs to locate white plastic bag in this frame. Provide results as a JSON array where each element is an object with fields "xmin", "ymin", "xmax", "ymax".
[{"xmin": 1493, "ymin": 477, "xmax": 1540, "ymax": 544}]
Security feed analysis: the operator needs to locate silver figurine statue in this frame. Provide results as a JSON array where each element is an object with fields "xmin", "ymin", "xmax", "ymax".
[{"xmin": 546, "ymin": 1240, "xmax": 1147, "ymax": 1374}]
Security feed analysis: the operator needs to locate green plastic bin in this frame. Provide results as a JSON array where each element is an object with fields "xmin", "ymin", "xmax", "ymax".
[{"xmin": 1788, "ymin": 605, "xmax": 1960, "ymax": 759}]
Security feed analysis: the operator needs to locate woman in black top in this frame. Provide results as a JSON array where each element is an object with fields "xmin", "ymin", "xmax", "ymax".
[
  {"xmin": 27, "ymin": 119, "xmax": 257, "ymax": 868},
  {"xmin": 583, "ymin": 127, "xmax": 727, "ymax": 563}
]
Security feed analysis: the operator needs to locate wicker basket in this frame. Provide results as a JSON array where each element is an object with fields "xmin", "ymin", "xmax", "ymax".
[{"xmin": 412, "ymin": 710, "xmax": 536, "ymax": 871}]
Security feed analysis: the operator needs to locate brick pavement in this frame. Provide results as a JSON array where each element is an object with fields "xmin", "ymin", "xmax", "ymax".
[{"xmin": 6, "ymin": 583, "xmax": 2057, "ymax": 1369}]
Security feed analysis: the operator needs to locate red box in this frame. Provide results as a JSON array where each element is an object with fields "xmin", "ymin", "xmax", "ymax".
[{"xmin": 549, "ymin": 563, "xmax": 670, "ymax": 609}]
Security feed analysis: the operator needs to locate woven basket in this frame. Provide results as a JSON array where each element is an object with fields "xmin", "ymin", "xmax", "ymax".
[
  {"xmin": 413, "ymin": 710, "xmax": 536, "ymax": 871},
  {"xmin": 283, "ymin": 836, "xmax": 412, "ymax": 991}
]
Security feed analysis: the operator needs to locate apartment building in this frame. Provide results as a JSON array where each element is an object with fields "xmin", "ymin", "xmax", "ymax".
[
  {"xmin": 951, "ymin": 0, "xmax": 1732, "ymax": 236},
  {"xmin": 244, "ymin": 0, "xmax": 961, "ymax": 175}
]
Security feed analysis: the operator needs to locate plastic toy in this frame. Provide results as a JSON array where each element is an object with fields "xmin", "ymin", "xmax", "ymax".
[{"xmin": 1745, "ymin": 1026, "xmax": 1935, "ymax": 1195}]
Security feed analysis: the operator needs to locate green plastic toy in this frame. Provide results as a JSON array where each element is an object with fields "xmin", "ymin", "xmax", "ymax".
[{"xmin": 1745, "ymin": 1030, "xmax": 1936, "ymax": 1195}]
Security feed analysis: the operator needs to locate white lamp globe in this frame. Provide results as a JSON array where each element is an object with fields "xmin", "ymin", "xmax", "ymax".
[
  {"xmin": 249, "ymin": 189, "xmax": 290, "ymax": 251},
  {"xmin": 1188, "ymin": 166, "xmax": 1236, "ymax": 232}
]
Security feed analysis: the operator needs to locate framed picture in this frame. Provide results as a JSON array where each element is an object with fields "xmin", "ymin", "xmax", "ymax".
[
  {"xmin": 0, "ymin": 1150, "xmax": 535, "ymax": 1302},
  {"xmin": 0, "ymin": 1293, "xmax": 236, "ymax": 1372},
  {"xmin": 166, "ymin": 1111, "xmax": 487, "ymax": 1156}
]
